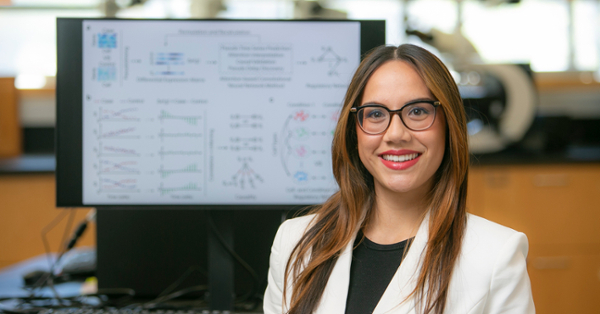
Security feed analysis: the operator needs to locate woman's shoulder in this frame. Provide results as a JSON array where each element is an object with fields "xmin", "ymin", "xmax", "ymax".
[
  {"xmin": 456, "ymin": 213, "xmax": 529, "ymax": 282},
  {"xmin": 462, "ymin": 213, "xmax": 529, "ymax": 258},
  {"xmin": 465, "ymin": 213, "xmax": 525, "ymax": 243},
  {"xmin": 279, "ymin": 214, "xmax": 317, "ymax": 234},
  {"xmin": 447, "ymin": 214, "xmax": 533, "ymax": 312},
  {"xmin": 271, "ymin": 214, "xmax": 317, "ymax": 252}
]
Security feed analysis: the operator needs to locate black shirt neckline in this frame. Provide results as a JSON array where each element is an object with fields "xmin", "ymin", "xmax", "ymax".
[{"xmin": 356, "ymin": 229, "xmax": 414, "ymax": 251}]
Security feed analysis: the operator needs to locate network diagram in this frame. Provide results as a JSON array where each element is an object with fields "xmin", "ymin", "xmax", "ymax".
[
  {"xmin": 311, "ymin": 46, "xmax": 348, "ymax": 76},
  {"xmin": 280, "ymin": 109, "xmax": 338, "ymax": 185},
  {"xmin": 223, "ymin": 157, "xmax": 264, "ymax": 189}
]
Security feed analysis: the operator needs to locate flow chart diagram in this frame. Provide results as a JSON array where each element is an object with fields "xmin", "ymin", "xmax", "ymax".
[{"xmin": 82, "ymin": 20, "xmax": 359, "ymax": 204}]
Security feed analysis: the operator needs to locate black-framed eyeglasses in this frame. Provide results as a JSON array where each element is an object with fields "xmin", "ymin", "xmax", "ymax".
[{"xmin": 350, "ymin": 100, "xmax": 441, "ymax": 134}]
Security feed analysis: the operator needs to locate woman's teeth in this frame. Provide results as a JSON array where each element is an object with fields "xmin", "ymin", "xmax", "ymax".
[{"xmin": 381, "ymin": 153, "xmax": 419, "ymax": 162}]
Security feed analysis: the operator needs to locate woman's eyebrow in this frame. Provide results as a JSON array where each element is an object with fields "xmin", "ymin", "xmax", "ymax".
[
  {"xmin": 360, "ymin": 101, "xmax": 385, "ymax": 107},
  {"xmin": 360, "ymin": 97, "xmax": 435, "ymax": 107},
  {"xmin": 405, "ymin": 97, "xmax": 436, "ymax": 104}
]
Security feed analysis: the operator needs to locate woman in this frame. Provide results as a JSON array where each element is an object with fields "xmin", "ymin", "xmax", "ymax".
[{"xmin": 264, "ymin": 44, "xmax": 535, "ymax": 314}]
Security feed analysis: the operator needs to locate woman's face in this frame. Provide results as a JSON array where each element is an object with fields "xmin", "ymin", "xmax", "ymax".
[{"xmin": 356, "ymin": 60, "xmax": 446, "ymax": 196}]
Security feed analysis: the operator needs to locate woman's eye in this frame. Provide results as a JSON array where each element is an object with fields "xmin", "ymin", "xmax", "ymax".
[
  {"xmin": 407, "ymin": 106, "xmax": 430, "ymax": 118},
  {"xmin": 365, "ymin": 109, "xmax": 386, "ymax": 120},
  {"xmin": 411, "ymin": 108, "xmax": 424, "ymax": 115}
]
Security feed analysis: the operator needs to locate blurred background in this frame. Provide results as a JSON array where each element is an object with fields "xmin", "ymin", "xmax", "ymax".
[{"xmin": 0, "ymin": 0, "xmax": 599, "ymax": 313}]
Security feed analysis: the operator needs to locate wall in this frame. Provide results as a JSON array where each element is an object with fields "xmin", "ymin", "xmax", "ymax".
[{"xmin": 0, "ymin": 174, "xmax": 95, "ymax": 268}]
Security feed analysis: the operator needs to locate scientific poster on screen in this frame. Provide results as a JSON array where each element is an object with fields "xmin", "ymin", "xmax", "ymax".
[{"xmin": 82, "ymin": 20, "xmax": 360, "ymax": 205}]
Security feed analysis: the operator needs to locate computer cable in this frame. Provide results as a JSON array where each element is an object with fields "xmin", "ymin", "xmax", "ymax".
[
  {"xmin": 111, "ymin": 267, "xmax": 209, "ymax": 311},
  {"xmin": 27, "ymin": 209, "xmax": 72, "ymax": 301},
  {"xmin": 29, "ymin": 209, "xmax": 97, "ymax": 300},
  {"xmin": 144, "ymin": 285, "xmax": 208, "ymax": 308},
  {"xmin": 60, "ymin": 211, "xmax": 76, "ymax": 258},
  {"xmin": 39, "ymin": 210, "xmax": 76, "ymax": 301},
  {"xmin": 40, "ymin": 210, "xmax": 69, "ymax": 275},
  {"xmin": 156, "ymin": 266, "xmax": 208, "ymax": 299},
  {"xmin": 206, "ymin": 212, "xmax": 261, "ymax": 310}
]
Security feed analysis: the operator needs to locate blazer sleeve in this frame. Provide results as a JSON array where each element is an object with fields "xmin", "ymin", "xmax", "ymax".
[
  {"xmin": 483, "ymin": 232, "xmax": 535, "ymax": 314},
  {"xmin": 263, "ymin": 220, "xmax": 289, "ymax": 314}
]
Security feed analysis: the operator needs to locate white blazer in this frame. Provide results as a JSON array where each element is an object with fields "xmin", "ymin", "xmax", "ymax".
[{"xmin": 263, "ymin": 213, "xmax": 535, "ymax": 314}]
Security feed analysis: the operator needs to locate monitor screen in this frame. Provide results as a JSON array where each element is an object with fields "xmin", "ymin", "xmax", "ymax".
[{"xmin": 56, "ymin": 18, "xmax": 385, "ymax": 208}]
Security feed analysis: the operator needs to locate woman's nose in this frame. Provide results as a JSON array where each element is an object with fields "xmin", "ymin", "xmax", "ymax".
[{"xmin": 383, "ymin": 114, "xmax": 412, "ymax": 142}]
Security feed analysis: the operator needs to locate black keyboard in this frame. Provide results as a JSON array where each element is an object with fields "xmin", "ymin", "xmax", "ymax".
[{"xmin": 38, "ymin": 309, "xmax": 259, "ymax": 314}]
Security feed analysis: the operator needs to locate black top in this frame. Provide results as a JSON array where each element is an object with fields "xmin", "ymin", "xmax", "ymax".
[{"xmin": 345, "ymin": 231, "xmax": 412, "ymax": 314}]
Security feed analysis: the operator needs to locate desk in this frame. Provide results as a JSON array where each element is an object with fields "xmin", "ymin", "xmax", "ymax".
[{"xmin": 0, "ymin": 254, "xmax": 82, "ymax": 299}]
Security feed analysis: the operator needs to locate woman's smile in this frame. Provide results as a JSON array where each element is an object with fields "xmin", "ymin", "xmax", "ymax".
[{"xmin": 379, "ymin": 150, "xmax": 421, "ymax": 170}]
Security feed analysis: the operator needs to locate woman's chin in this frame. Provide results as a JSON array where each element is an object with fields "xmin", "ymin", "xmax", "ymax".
[
  {"xmin": 378, "ymin": 180, "xmax": 417, "ymax": 194},
  {"xmin": 376, "ymin": 176, "xmax": 433, "ymax": 196}
]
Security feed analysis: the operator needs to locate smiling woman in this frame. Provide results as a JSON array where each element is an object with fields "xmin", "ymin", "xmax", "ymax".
[
  {"xmin": 355, "ymin": 60, "xmax": 446, "ymax": 198},
  {"xmin": 263, "ymin": 44, "xmax": 535, "ymax": 314}
]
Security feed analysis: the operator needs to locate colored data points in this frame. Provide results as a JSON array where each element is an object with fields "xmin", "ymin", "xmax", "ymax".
[
  {"xmin": 294, "ymin": 110, "xmax": 309, "ymax": 122},
  {"xmin": 294, "ymin": 145, "xmax": 309, "ymax": 158},
  {"xmin": 293, "ymin": 171, "xmax": 308, "ymax": 183},
  {"xmin": 98, "ymin": 33, "xmax": 117, "ymax": 48},
  {"xmin": 294, "ymin": 127, "xmax": 310, "ymax": 140},
  {"xmin": 98, "ymin": 66, "xmax": 117, "ymax": 81}
]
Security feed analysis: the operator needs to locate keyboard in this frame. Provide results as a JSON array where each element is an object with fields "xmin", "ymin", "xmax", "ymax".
[{"xmin": 37, "ymin": 309, "xmax": 260, "ymax": 314}]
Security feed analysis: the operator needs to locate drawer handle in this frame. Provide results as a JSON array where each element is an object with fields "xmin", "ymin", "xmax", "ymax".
[
  {"xmin": 532, "ymin": 256, "xmax": 571, "ymax": 270},
  {"xmin": 533, "ymin": 174, "xmax": 568, "ymax": 187}
]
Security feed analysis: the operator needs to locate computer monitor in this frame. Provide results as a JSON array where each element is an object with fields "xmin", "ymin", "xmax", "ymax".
[
  {"xmin": 57, "ymin": 18, "xmax": 385, "ymax": 208},
  {"xmin": 56, "ymin": 18, "xmax": 385, "ymax": 310}
]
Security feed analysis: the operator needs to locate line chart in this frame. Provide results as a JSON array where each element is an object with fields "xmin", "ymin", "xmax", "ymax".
[
  {"xmin": 98, "ymin": 178, "xmax": 139, "ymax": 193},
  {"xmin": 158, "ymin": 129, "xmax": 203, "ymax": 139},
  {"xmin": 159, "ymin": 163, "xmax": 202, "ymax": 178},
  {"xmin": 159, "ymin": 147, "xmax": 203, "ymax": 157},
  {"xmin": 159, "ymin": 182, "xmax": 202, "ymax": 195},
  {"xmin": 99, "ymin": 160, "xmax": 140, "ymax": 174},
  {"xmin": 98, "ymin": 127, "xmax": 140, "ymax": 139},
  {"xmin": 98, "ymin": 144, "xmax": 140, "ymax": 157},
  {"xmin": 98, "ymin": 107, "xmax": 139, "ymax": 122},
  {"xmin": 159, "ymin": 110, "xmax": 203, "ymax": 125}
]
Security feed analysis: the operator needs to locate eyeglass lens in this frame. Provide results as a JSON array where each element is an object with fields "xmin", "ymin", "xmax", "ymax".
[{"xmin": 357, "ymin": 102, "xmax": 436, "ymax": 134}]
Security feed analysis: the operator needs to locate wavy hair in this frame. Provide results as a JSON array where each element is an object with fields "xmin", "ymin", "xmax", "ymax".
[{"xmin": 283, "ymin": 44, "xmax": 469, "ymax": 314}]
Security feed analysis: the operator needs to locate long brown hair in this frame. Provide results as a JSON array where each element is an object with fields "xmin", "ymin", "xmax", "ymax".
[{"xmin": 283, "ymin": 44, "xmax": 469, "ymax": 314}]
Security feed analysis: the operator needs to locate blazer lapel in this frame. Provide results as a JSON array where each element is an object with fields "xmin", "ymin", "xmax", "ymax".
[
  {"xmin": 315, "ymin": 231, "xmax": 357, "ymax": 314},
  {"xmin": 373, "ymin": 213, "xmax": 430, "ymax": 314}
]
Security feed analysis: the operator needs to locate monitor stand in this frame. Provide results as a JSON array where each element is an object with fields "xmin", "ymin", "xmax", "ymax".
[{"xmin": 207, "ymin": 210, "xmax": 234, "ymax": 310}]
